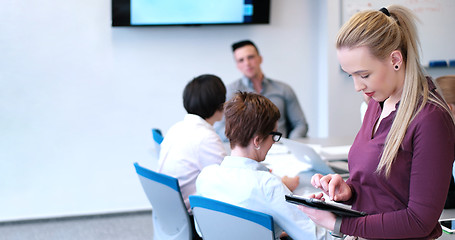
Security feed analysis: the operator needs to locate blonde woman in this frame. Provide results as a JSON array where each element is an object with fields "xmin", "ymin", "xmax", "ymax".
[{"xmin": 300, "ymin": 6, "xmax": 455, "ymax": 239}]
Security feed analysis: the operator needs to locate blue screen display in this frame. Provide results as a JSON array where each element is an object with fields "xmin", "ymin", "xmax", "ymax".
[{"xmin": 131, "ymin": 0, "xmax": 248, "ymax": 25}]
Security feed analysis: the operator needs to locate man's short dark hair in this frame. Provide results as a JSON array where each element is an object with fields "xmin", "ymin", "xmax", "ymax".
[
  {"xmin": 183, "ymin": 74, "xmax": 226, "ymax": 119},
  {"xmin": 231, "ymin": 40, "xmax": 260, "ymax": 54}
]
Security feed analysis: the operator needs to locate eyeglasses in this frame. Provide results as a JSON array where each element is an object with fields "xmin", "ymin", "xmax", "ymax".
[{"xmin": 269, "ymin": 131, "xmax": 282, "ymax": 142}]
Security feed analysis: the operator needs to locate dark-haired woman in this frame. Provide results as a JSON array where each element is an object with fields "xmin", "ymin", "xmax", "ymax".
[{"xmin": 196, "ymin": 92, "xmax": 326, "ymax": 240}]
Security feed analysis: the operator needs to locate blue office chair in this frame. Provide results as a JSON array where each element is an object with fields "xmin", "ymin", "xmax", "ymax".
[
  {"xmin": 189, "ymin": 195, "xmax": 275, "ymax": 240},
  {"xmin": 151, "ymin": 128, "xmax": 164, "ymax": 158},
  {"xmin": 134, "ymin": 162, "xmax": 192, "ymax": 240},
  {"xmin": 152, "ymin": 128, "xmax": 164, "ymax": 144}
]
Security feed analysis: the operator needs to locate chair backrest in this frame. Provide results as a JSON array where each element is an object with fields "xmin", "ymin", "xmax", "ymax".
[
  {"xmin": 134, "ymin": 162, "xmax": 192, "ymax": 240},
  {"xmin": 151, "ymin": 128, "xmax": 164, "ymax": 159},
  {"xmin": 189, "ymin": 195, "xmax": 275, "ymax": 240},
  {"xmin": 152, "ymin": 128, "xmax": 164, "ymax": 144}
]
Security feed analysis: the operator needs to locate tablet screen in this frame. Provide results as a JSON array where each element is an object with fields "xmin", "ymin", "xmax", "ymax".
[
  {"xmin": 440, "ymin": 219, "xmax": 455, "ymax": 233},
  {"xmin": 285, "ymin": 194, "xmax": 367, "ymax": 217}
]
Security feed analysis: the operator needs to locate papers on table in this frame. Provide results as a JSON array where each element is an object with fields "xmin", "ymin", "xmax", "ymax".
[
  {"xmin": 262, "ymin": 144, "xmax": 312, "ymax": 177},
  {"xmin": 320, "ymin": 145, "xmax": 351, "ymax": 159},
  {"xmin": 262, "ymin": 142, "xmax": 351, "ymax": 177},
  {"xmin": 307, "ymin": 144, "xmax": 351, "ymax": 161},
  {"xmin": 266, "ymin": 142, "xmax": 291, "ymax": 155}
]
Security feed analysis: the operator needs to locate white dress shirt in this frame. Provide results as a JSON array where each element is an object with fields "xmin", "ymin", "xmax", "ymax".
[
  {"xmin": 158, "ymin": 114, "xmax": 226, "ymax": 212},
  {"xmin": 196, "ymin": 156, "xmax": 327, "ymax": 240}
]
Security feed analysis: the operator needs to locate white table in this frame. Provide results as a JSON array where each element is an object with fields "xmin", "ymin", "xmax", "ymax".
[{"xmin": 296, "ymin": 136, "xmax": 355, "ymax": 161}]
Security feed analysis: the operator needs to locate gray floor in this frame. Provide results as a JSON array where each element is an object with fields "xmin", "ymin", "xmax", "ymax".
[{"xmin": 0, "ymin": 210, "xmax": 154, "ymax": 240}]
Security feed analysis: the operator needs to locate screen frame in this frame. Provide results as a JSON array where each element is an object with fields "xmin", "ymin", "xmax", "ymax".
[
  {"xmin": 112, "ymin": 0, "xmax": 270, "ymax": 27},
  {"xmin": 440, "ymin": 219, "xmax": 455, "ymax": 233},
  {"xmin": 285, "ymin": 195, "xmax": 367, "ymax": 217}
]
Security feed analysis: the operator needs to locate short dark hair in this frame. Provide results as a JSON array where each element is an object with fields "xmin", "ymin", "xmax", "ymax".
[
  {"xmin": 224, "ymin": 92, "xmax": 280, "ymax": 148},
  {"xmin": 183, "ymin": 74, "xmax": 226, "ymax": 119},
  {"xmin": 231, "ymin": 40, "xmax": 260, "ymax": 54}
]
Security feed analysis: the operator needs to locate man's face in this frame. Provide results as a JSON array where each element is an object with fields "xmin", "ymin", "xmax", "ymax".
[{"xmin": 233, "ymin": 45, "xmax": 263, "ymax": 79}]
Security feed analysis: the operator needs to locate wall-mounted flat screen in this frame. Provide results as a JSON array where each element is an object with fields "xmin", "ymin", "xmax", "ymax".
[{"xmin": 112, "ymin": 0, "xmax": 270, "ymax": 26}]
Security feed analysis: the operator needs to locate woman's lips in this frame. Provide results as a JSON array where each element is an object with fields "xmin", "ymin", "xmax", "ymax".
[{"xmin": 365, "ymin": 92, "xmax": 375, "ymax": 97}]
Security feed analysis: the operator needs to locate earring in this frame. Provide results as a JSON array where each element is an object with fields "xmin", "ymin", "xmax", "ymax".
[
  {"xmin": 394, "ymin": 65, "xmax": 399, "ymax": 70},
  {"xmin": 255, "ymin": 145, "xmax": 261, "ymax": 150}
]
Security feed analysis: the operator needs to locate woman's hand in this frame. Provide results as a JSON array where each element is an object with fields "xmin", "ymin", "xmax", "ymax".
[
  {"xmin": 282, "ymin": 175, "xmax": 300, "ymax": 192},
  {"xmin": 311, "ymin": 174, "xmax": 352, "ymax": 202},
  {"xmin": 298, "ymin": 193, "xmax": 336, "ymax": 231}
]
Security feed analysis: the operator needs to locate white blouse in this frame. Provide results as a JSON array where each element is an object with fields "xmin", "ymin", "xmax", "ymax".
[
  {"xmin": 196, "ymin": 156, "xmax": 327, "ymax": 240},
  {"xmin": 158, "ymin": 114, "xmax": 226, "ymax": 212}
]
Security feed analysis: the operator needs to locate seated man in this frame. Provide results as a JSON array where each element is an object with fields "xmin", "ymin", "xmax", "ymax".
[
  {"xmin": 215, "ymin": 40, "xmax": 309, "ymax": 141},
  {"xmin": 158, "ymin": 74, "xmax": 227, "ymax": 239},
  {"xmin": 197, "ymin": 92, "xmax": 326, "ymax": 240}
]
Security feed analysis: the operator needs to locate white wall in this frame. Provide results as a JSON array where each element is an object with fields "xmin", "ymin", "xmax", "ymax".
[
  {"xmin": 0, "ymin": 0, "xmax": 330, "ymax": 221},
  {"xmin": 326, "ymin": 1, "xmax": 364, "ymax": 137}
]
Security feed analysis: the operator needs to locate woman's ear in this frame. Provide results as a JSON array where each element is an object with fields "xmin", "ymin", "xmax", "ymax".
[
  {"xmin": 390, "ymin": 50, "xmax": 403, "ymax": 70},
  {"xmin": 253, "ymin": 135, "xmax": 262, "ymax": 149}
]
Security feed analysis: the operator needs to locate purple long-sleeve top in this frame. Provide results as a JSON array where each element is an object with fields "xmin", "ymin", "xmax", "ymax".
[{"xmin": 341, "ymin": 80, "xmax": 455, "ymax": 239}]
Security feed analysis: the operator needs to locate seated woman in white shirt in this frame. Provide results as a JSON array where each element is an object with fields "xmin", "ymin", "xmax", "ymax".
[
  {"xmin": 158, "ymin": 74, "xmax": 228, "ymax": 239},
  {"xmin": 196, "ymin": 92, "xmax": 327, "ymax": 240}
]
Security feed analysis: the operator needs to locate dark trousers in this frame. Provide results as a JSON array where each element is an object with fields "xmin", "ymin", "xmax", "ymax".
[{"xmin": 189, "ymin": 214, "xmax": 203, "ymax": 240}]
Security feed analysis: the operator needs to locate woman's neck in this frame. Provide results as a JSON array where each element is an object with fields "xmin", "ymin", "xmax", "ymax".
[{"xmin": 230, "ymin": 146, "xmax": 260, "ymax": 162}]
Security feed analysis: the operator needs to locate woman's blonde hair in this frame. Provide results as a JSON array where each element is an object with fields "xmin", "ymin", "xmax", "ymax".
[{"xmin": 336, "ymin": 5, "xmax": 451, "ymax": 177}]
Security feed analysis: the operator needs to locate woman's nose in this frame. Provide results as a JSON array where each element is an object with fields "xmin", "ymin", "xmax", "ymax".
[{"xmin": 353, "ymin": 77, "xmax": 366, "ymax": 92}]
